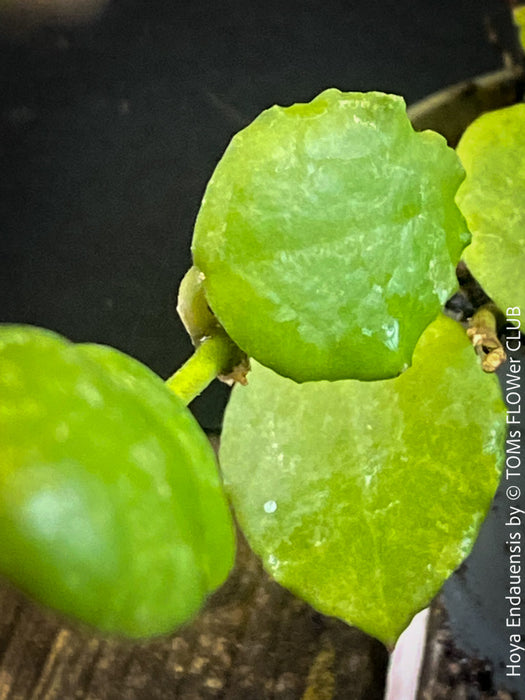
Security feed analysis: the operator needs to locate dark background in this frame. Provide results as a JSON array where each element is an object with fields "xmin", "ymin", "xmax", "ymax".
[
  {"xmin": 0, "ymin": 0, "xmax": 511, "ymax": 429},
  {"xmin": 1, "ymin": 1, "xmax": 522, "ymax": 695}
]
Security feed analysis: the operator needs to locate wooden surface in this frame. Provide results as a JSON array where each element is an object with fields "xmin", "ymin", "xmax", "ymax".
[
  {"xmin": 2, "ymin": 14, "xmax": 521, "ymax": 697},
  {"xmin": 0, "ymin": 531, "xmax": 388, "ymax": 700}
]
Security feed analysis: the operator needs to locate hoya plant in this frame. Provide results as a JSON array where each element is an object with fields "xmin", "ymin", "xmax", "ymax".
[{"xmin": 0, "ymin": 85, "xmax": 522, "ymax": 652}]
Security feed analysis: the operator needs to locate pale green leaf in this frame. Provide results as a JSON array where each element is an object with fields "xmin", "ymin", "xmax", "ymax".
[
  {"xmin": 457, "ymin": 103, "xmax": 525, "ymax": 313},
  {"xmin": 513, "ymin": 5, "xmax": 525, "ymax": 51},
  {"xmin": 193, "ymin": 89, "xmax": 468, "ymax": 382},
  {"xmin": 0, "ymin": 325, "xmax": 235, "ymax": 637},
  {"xmin": 220, "ymin": 315, "xmax": 505, "ymax": 645}
]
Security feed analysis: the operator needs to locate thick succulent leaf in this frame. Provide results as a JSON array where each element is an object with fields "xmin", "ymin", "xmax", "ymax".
[
  {"xmin": 456, "ymin": 103, "xmax": 525, "ymax": 313},
  {"xmin": 0, "ymin": 325, "xmax": 235, "ymax": 638},
  {"xmin": 220, "ymin": 315, "xmax": 505, "ymax": 645},
  {"xmin": 193, "ymin": 89, "xmax": 469, "ymax": 382}
]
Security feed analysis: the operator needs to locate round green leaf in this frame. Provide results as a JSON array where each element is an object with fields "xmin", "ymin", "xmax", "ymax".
[
  {"xmin": 456, "ymin": 103, "xmax": 525, "ymax": 313},
  {"xmin": 0, "ymin": 325, "xmax": 235, "ymax": 638},
  {"xmin": 192, "ymin": 89, "xmax": 469, "ymax": 382},
  {"xmin": 220, "ymin": 315, "xmax": 505, "ymax": 645}
]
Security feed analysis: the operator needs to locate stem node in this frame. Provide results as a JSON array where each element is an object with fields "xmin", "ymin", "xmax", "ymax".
[{"xmin": 467, "ymin": 304, "xmax": 506, "ymax": 372}]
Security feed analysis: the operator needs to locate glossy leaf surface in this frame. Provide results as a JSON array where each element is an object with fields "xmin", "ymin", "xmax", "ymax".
[
  {"xmin": 0, "ymin": 325, "xmax": 235, "ymax": 638},
  {"xmin": 457, "ymin": 103, "xmax": 525, "ymax": 313},
  {"xmin": 193, "ymin": 89, "xmax": 469, "ymax": 382},
  {"xmin": 220, "ymin": 315, "xmax": 505, "ymax": 645}
]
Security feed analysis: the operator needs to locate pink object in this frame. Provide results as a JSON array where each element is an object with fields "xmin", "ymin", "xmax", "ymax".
[{"xmin": 385, "ymin": 607, "xmax": 430, "ymax": 700}]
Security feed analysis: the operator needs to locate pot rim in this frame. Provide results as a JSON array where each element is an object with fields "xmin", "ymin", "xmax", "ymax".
[{"xmin": 407, "ymin": 67, "xmax": 524, "ymax": 145}]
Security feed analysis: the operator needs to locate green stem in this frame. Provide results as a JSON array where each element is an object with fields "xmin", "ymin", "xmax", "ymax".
[
  {"xmin": 165, "ymin": 332, "xmax": 238, "ymax": 405},
  {"xmin": 169, "ymin": 265, "xmax": 250, "ymax": 404}
]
